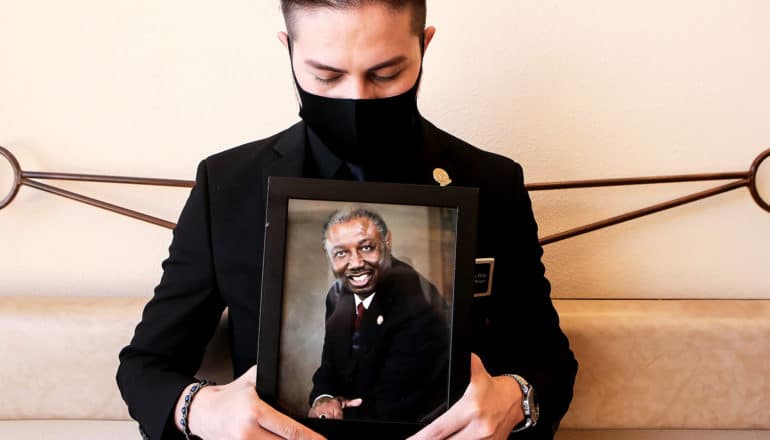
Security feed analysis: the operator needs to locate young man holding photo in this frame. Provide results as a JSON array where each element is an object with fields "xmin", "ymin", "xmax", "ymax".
[{"xmin": 117, "ymin": 2, "xmax": 578, "ymax": 439}]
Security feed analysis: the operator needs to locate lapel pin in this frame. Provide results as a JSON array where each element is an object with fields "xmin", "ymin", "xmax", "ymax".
[
  {"xmin": 376, "ymin": 315, "xmax": 384, "ymax": 325},
  {"xmin": 433, "ymin": 168, "xmax": 452, "ymax": 187}
]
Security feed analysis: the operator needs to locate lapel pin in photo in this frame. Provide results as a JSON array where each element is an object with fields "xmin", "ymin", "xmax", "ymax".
[
  {"xmin": 377, "ymin": 315, "xmax": 384, "ymax": 325},
  {"xmin": 433, "ymin": 168, "xmax": 452, "ymax": 187}
]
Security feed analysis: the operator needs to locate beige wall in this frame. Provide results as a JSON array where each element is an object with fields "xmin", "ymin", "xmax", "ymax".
[{"xmin": 0, "ymin": 0, "xmax": 768, "ymax": 299}]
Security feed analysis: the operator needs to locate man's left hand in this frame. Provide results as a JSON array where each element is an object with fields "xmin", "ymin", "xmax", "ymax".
[{"xmin": 408, "ymin": 353, "xmax": 524, "ymax": 440}]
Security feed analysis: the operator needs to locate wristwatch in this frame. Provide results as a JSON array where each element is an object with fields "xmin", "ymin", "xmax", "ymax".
[{"xmin": 507, "ymin": 374, "xmax": 539, "ymax": 433}]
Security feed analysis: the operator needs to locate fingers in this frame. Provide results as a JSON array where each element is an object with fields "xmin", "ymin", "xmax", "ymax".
[
  {"xmin": 322, "ymin": 397, "xmax": 342, "ymax": 420},
  {"xmin": 315, "ymin": 405, "xmax": 341, "ymax": 420},
  {"xmin": 236, "ymin": 364, "xmax": 258, "ymax": 386},
  {"xmin": 257, "ymin": 402, "xmax": 326, "ymax": 440},
  {"xmin": 406, "ymin": 396, "xmax": 470, "ymax": 440},
  {"xmin": 332, "ymin": 404, "xmax": 343, "ymax": 420},
  {"xmin": 310, "ymin": 398, "xmax": 344, "ymax": 420},
  {"xmin": 246, "ymin": 423, "xmax": 318, "ymax": 440},
  {"xmin": 445, "ymin": 424, "xmax": 496, "ymax": 440},
  {"xmin": 409, "ymin": 355, "xmax": 488, "ymax": 440},
  {"xmin": 329, "ymin": 398, "xmax": 344, "ymax": 419},
  {"xmin": 247, "ymin": 427, "xmax": 285, "ymax": 440},
  {"xmin": 341, "ymin": 398, "xmax": 362, "ymax": 408}
]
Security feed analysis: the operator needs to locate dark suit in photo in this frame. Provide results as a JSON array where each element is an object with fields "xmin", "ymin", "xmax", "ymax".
[{"xmin": 309, "ymin": 257, "xmax": 450, "ymax": 422}]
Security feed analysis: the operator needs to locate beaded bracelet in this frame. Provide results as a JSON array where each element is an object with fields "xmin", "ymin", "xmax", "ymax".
[{"xmin": 180, "ymin": 379, "xmax": 215, "ymax": 440}]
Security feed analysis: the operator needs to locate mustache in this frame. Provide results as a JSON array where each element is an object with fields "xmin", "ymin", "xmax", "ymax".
[
  {"xmin": 332, "ymin": 253, "xmax": 392, "ymax": 277},
  {"xmin": 344, "ymin": 266, "xmax": 374, "ymax": 277}
]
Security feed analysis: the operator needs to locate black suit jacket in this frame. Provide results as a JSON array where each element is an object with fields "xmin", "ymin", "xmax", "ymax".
[
  {"xmin": 309, "ymin": 258, "xmax": 450, "ymax": 422},
  {"xmin": 117, "ymin": 118, "xmax": 578, "ymax": 440}
]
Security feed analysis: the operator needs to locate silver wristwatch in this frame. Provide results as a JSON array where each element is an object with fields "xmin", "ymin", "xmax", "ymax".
[{"xmin": 507, "ymin": 374, "xmax": 539, "ymax": 433}]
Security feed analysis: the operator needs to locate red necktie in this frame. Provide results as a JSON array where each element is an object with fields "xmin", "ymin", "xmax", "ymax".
[{"xmin": 354, "ymin": 302, "xmax": 366, "ymax": 331}]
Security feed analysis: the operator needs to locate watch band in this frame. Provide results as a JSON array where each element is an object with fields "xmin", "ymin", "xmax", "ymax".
[{"xmin": 504, "ymin": 374, "xmax": 539, "ymax": 433}]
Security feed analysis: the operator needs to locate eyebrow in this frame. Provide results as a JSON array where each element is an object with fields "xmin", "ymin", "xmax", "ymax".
[
  {"xmin": 330, "ymin": 238, "xmax": 373, "ymax": 251},
  {"xmin": 305, "ymin": 55, "xmax": 408, "ymax": 74}
]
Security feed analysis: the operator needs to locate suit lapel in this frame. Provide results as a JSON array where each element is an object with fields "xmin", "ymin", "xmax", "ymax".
[
  {"xmin": 266, "ymin": 122, "xmax": 307, "ymax": 179},
  {"xmin": 327, "ymin": 289, "xmax": 355, "ymax": 366},
  {"xmin": 417, "ymin": 117, "xmax": 460, "ymax": 186}
]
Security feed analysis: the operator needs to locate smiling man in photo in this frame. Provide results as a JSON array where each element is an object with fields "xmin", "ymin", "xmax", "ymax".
[{"xmin": 308, "ymin": 207, "xmax": 450, "ymax": 422}]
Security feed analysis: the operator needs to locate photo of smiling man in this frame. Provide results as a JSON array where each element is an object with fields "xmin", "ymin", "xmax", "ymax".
[{"xmin": 307, "ymin": 206, "xmax": 451, "ymax": 423}]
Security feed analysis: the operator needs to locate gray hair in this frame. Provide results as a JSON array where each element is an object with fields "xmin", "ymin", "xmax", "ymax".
[{"xmin": 321, "ymin": 206, "xmax": 389, "ymax": 252}]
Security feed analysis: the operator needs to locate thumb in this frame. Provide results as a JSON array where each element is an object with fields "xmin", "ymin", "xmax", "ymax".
[
  {"xmin": 342, "ymin": 398, "xmax": 363, "ymax": 408},
  {"xmin": 235, "ymin": 364, "xmax": 258, "ymax": 386},
  {"xmin": 470, "ymin": 353, "xmax": 487, "ymax": 379}
]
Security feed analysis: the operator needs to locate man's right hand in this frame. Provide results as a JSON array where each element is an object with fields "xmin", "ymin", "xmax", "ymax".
[
  {"xmin": 307, "ymin": 396, "xmax": 363, "ymax": 420},
  {"xmin": 175, "ymin": 365, "xmax": 326, "ymax": 440}
]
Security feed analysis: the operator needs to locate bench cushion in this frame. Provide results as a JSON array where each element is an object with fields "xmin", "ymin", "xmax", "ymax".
[
  {"xmin": 557, "ymin": 299, "xmax": 770, "ymax": 429},
  {"xmin": 2, "ymin": 296, "xmax": 768, "ymax": 430},
  {"xmin": 0, "ymin": 296, "xmax": 231, "ymax": 420}
]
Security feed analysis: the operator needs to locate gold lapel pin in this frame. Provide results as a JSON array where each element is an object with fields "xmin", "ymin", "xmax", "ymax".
[{"xmin": 433, "ymin": 168, "xmax": 452, "ymax": 187}]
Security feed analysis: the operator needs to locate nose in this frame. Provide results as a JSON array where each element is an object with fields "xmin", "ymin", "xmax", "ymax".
[
  {"xmin": 347, "ymin": 78, "xmax": 376, "ymax": 100},
  {"xmin": 348, "ymin": 251, "xmax": 365, "ymax": 269}
]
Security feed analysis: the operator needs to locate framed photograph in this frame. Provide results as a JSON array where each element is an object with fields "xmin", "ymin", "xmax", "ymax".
[{"xmin": 257, "ymin": 176, "xmax": 478, "ymax": 439}]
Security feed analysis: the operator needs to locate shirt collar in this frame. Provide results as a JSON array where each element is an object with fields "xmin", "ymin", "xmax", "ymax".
[{"xmin": 354, "ymin": 292, "xmax": 376, "ymax": 311}]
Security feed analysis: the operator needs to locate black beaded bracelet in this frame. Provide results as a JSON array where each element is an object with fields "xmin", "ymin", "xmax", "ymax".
[{"xmin": 180, "ymin": 379, "xmax": 215, "ymax": 440}]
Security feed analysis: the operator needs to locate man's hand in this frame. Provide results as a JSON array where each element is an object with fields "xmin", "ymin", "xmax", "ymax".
[
  {"xmin": 307, "ymin": 396, "xmax": 363, "ymax": 420},
  {"xmin": 408, "ymin": 353, "xmax": 524, "ymax": 440},
  {"xmin": 175, "ymin": 365, "xmax": 326, "ymax": 440}
]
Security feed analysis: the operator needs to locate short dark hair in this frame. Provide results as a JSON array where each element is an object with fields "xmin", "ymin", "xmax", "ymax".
[
  {"xmin": 281, "ymin": 0, "xmax": 426, "ymax": 38},
  {"xmin": 322, "ymin": 206, "xmax": 390, "ymax": 253}
]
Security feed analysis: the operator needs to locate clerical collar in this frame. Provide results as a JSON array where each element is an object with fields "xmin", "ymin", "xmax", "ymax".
[{"xmin": 306, "ymin": 124, "xmax": 364, "ymax": 180}]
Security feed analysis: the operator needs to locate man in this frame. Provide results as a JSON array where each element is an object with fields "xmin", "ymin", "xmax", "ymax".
[
  {"xmin": 117, "ymin": 1, "xmax": 578, "ymax": 439},
  {"xmin": 308, "ymin": 207, "xmax": 450, "ymax": 422}
]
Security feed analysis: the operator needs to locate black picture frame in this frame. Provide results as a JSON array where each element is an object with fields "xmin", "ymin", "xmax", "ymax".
[{"xmin": 256, "ymin": 176, "xmax": 478, "ymax": 439}]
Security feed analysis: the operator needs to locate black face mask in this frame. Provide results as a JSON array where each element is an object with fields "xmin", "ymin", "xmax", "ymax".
[
  {"xmin": 296, "ymin": 78, "xmax": 422, "ymax": 168},
  {"xmin": 288, "ymin": 38, "xmax": 424, "ymax": 169}
]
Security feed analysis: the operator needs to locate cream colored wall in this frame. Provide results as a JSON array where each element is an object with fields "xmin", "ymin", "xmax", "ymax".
[{"xmin": 0, "ymin": 1, "xmax": 768, "ymax": 299}]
